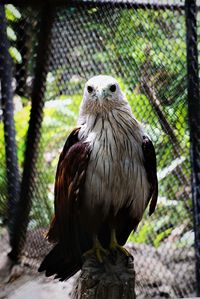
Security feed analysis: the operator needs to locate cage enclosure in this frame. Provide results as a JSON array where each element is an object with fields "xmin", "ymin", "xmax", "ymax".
[{"xmin": 0, "ymin": 0, "xmax": 200, "ymax": 298}]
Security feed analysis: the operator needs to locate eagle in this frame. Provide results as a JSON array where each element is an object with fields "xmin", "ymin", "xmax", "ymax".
[{"xmin": 39, "ymin": 75, "xmax": 158, "ymax": 280}]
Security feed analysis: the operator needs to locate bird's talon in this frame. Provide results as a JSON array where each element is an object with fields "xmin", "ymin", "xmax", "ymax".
[
  {"xmin": 117, "ymin": 245, "xmax": 131, "ymax": 257},
  {"xmin": 110, "ymin": 229, "xmax": 132, "ymax": 257},
  {"xmin": 83, "ymin": 245, "xmax": 108, "ymax": 263}
]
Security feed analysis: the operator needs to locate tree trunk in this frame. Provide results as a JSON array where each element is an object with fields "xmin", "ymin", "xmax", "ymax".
[{"xmin": 72, "ymin": 251, "xmax": 136, "ymax": 299}]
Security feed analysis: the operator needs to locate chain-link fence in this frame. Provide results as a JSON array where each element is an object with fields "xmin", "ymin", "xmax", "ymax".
[{"xmin": 0, "ymin": 0, "xmax": 200, "ymax": 298}]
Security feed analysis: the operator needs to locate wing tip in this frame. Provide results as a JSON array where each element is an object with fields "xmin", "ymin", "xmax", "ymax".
[{"xmin": 149, "ymin": 190, "xmax": 158, "ymax": 216}]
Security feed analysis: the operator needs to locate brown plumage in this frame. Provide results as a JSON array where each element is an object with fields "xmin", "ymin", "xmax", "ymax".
[{"xmin": 39, "ymin": 75, "xmax": 158, "ymax": 280}]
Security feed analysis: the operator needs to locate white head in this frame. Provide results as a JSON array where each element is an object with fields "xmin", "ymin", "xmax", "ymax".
[{"xmin": 79, "ymin": 75, "xmax": 128, "ymax": 115}]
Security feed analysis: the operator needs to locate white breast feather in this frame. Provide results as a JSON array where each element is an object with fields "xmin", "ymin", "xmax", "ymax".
[{"xmin": 78, "ymin": 106, "xmax": 150, "ymax": 222}]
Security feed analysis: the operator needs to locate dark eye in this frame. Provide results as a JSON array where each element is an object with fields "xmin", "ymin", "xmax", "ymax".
[
  {"xmin": 110, "ymin": 84, "xmax": 116, "ymax": 92},
  {"xmin": 87, "ymin": 86, "xmax": 93, "ymax": 93}
]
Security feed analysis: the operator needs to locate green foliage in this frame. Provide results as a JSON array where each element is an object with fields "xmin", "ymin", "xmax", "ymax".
[
  {"xmin": 5, "ymin": 5, "xmax": 22, "ymax": 63},
  {"xmin": 5, "ymin": 4, "xmax": 21, "ymax": 21},
  {"xmin": 9, "ymin": 46, "xmax": 22, "ymax": 63},
  {"xmin": 0, "ymin": 93, "xmax": 82, "ymax": 226},
  {"xmin": 0, "ymin": 6, "xmax": 192, "ymax": 246},
  {"xmin": 129, "ymin": 197, "xmax": 192, "ymax": 247},
  {"xmin": 31, "ymin": 94, "xmax": 82, "ymax": 227}
]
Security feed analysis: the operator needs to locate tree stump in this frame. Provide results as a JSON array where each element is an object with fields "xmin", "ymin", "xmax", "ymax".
[{"xmin": 72, "ymin": 250, "xmax": 136, "ymax": 299}]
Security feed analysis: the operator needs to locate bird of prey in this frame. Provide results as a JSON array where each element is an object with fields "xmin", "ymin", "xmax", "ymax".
[{"xmin": 39, "ymin": 75, "xmax": 158, "ymax": 280}]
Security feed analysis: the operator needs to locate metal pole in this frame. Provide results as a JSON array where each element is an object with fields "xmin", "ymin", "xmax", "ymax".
[
  {"xmin": 8, "ymin": 4, "xmax": 54, "ymax": 262},
  {"xmin": 185, "ymin": 0, "xmax": 200, "ymax": 296},
  {"xmin": 0, "ymin": 5, "xmax": 21, "ymax": 239},
  {"xmin": 15, "ymin": 18, "xmax": 31, "ymax": 97}
]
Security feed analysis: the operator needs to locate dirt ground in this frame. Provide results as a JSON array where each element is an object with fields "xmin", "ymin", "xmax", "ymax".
[
  {"xmin": 0, "ymin": 228, "xmax": 78, "ymax": 299},
  {"xmin": 0, "ymin": 270, "xmax": 76, "ymax": 299}
]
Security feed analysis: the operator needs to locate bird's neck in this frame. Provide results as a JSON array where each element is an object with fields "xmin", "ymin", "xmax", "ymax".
[{"xmin": 78, "ymin": 105, "xmax": 143, "ymax": 144}]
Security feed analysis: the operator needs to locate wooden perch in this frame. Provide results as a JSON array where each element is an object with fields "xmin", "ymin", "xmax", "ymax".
[{"xmin": 71, "ymin": 250, "xmax": 136, "ymax": 299}]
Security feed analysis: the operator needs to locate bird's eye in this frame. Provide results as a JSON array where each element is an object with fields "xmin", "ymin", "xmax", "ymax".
[
  {"xmin": 110, "ymin": 84, "xmax": 116, "ymax": 92},
  {"xmin": 87, "ymin": 86, "xmax": 93, "ymax": 93}
]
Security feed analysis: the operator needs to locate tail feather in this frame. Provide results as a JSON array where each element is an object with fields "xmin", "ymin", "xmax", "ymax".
[{"xmin": 38, "ymin": 243, "xmax": 82, "ymax": 281}]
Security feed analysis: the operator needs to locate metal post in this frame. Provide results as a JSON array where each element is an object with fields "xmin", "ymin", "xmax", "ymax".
[
  {"xmin": 8, "ymin": 4, "xmax": 54, "ymax": 262},
  {"xmin": 15, "ymin": 18, "xmax": 31, "ymax": 97},
  {"xmin": 185, "ymin": 0, "xmax": 200, "ymax": 295},
  {"xmin": 0, "ymin": 5, "xmax": 20, "ymax": 237}
]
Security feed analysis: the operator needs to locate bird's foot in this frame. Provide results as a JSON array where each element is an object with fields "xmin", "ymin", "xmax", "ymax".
[
  {"xmin": 109, "ymin": 229, "xmax": 132, "ymax": 258},
  {"xmin": 83, "ymin": 243, "xmax": 109, "ymax": 263}
]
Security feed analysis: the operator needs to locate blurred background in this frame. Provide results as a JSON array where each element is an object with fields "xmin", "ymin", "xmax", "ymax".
[{"xmin": 0, "ymin": 0, "xmax": 199, "ymax": 298}]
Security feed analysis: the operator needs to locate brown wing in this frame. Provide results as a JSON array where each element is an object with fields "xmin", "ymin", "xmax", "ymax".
[
  {"xmin": 115, "ymin": 135, "xmax": 158, "ymax": 246},
  {"xmin": 47, "ymin": 127, "xmax": 91, "ymax": 257},
  {"xmin": 142, "ymin": 135, "xmax": 158, "ymax": 216}
]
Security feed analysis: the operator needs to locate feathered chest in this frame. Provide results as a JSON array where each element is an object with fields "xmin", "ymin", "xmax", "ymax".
[
  {"xmin": 79, "ymin": 111, "xmax": 144, "ymax": 161},
  {"xmin": 78, "ymin": 111, "xmax": 150, "ymax": 214}
]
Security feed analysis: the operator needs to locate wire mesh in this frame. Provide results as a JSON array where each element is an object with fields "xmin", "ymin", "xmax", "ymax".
[{"xmin": 0, "ymin": 1, "xmax": 199, "ymax": 298}]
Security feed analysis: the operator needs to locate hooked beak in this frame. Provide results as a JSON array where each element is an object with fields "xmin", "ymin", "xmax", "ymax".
[{"xmin": 96, "ymin": 89, "xmax": 107, "ymax": 103}]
